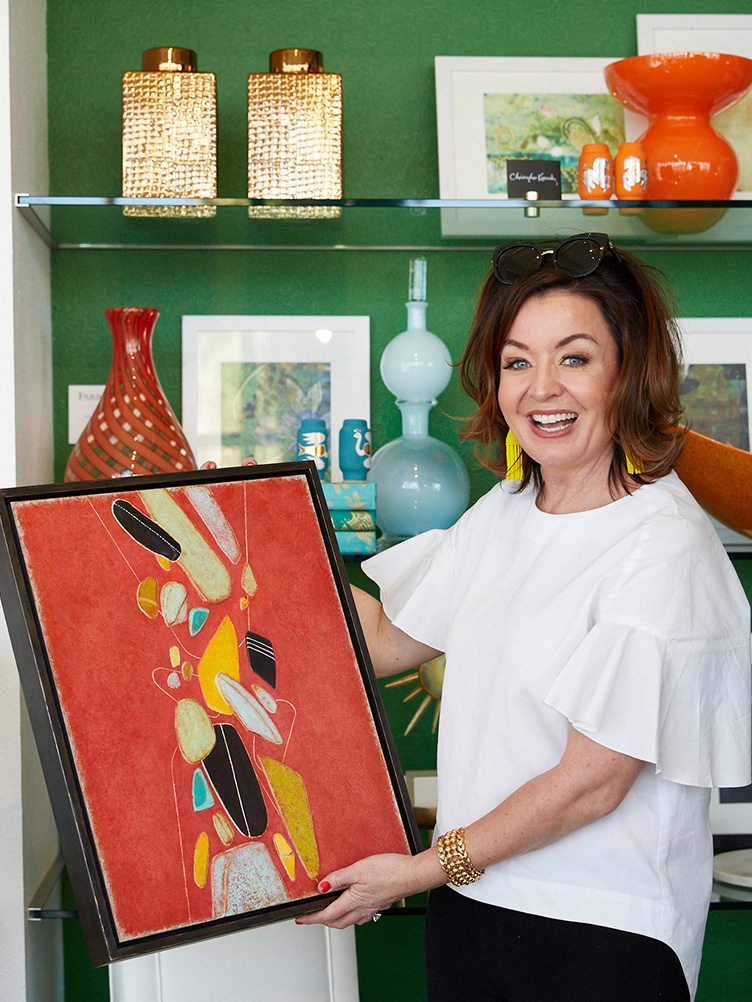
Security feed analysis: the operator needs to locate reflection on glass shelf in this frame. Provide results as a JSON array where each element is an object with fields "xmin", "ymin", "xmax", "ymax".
[{"xmin": 14, "ymin": 193, "xmax": 752, "ymax": 250}]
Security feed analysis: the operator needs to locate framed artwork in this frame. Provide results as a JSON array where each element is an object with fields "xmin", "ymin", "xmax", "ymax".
[
  {"xmin": 636, "ymin": 14, "xmax": 752, "ymax": 195},
  {"xmin": 0, "ymin": 463, "xmax": 419, "ymax": 965},
  {"xmin": 434, "ymin": 56, "xmax": 627, "ymax": 237},
  {"xmin": 181, "ymin": 316, "xmax": 370, "ymax": 479},
  {"xmin": 678, "ymin": 318, "xmax": 752, "ymax": 550},
  {"xmin": 435, "ymin": 57, "xmax": 626, "ymax": 201}
]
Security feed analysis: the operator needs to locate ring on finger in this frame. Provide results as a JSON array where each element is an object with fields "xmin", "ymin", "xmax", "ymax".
[{"xmin": 371, "ymin": 912, "xmax": 382, "ymax": 923}]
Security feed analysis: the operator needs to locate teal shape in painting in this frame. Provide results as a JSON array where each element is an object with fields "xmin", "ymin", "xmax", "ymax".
[
  {"xmin": 192, "ymin": 769, "xmax": 215, "ymax": 812},
  {"xmin": 189, "ymin": 607, "xmax": 210, "ymax": 637}
]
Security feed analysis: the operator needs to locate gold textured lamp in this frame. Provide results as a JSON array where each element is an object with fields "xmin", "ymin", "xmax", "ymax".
[
  {"xmin": 248, "ymin": 48, "xmax": 342, "ymax": 219},
  {"xmin": 122, "ymin": 46, "xmax": 217, "ymax": 218}
]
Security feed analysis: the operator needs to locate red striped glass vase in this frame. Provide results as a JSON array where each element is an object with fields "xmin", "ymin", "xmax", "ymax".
[{"xmin": 64, "ymin": 307, "xmax": 196, "ymax": 481}]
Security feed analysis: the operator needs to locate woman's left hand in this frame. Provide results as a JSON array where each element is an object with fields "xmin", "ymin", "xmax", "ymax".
[{"xmin": 296, "ymin": 853, "xmax": 420, "ymax": 929}]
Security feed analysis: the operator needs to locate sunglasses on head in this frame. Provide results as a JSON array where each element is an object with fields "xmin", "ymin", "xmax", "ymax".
[{"xmin": 491, "ymin": 232, "xmax": 618, "ymax": 285}]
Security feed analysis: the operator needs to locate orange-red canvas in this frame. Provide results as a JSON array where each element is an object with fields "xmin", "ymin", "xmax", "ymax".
[{"xmin": 0, "ymin": 464, "xmax": 417, "ymax": 965}]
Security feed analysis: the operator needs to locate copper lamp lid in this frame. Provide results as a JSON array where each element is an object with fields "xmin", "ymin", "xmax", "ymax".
[
  {"xmin": 269, "ymin": 48, "xmax": 324, "ymax": 73},
  {"xmin": 142, "ymin": 47, "xmax": 197, "ymax": 72}
]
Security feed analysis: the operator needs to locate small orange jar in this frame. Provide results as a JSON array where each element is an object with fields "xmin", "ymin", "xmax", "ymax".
[
  {"xmin": 578, "ymin": 143, "xmax": 613, "ymax": 198},
  {"xmin": 615, "ymin": 142, "xmax": 648, "ymax": 199}
]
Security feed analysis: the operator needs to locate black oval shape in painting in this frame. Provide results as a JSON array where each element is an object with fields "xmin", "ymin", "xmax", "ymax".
[
  {"xmin": 203, "ymin": 723, "xmax": 267, "ymax": 837},
  {"xmin": 245, "ymin": 631, "xmax": 276, "ymax": 689},
  {"xmin": 112, "ymin": 499, "xmax": 181, "ymax": 561}
]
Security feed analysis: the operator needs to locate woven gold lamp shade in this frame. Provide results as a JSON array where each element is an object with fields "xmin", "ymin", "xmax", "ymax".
[
  {"xmin": 122, "ymin": 47, "xmax": 217, "ymax": 218},
  {"xmin": 248, "ymin": 49, "xmax": 342, "ymax": 219}
]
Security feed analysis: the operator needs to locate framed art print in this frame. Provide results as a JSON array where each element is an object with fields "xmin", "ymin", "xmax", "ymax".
[
  {"xmin": 678, "ymin": 318, "xmax": 752, "ymax": 551},
  {"xmin": 0, "ymin": 463, "xmax": 419, "ymax": 965},
  {"xmin": 181, "ymin": 316, "xmax": 370, "ymax": 479},
  {"xmin": 636, "ymin": 14, "xmax": 752, "ymax": 196},
  {"xmin": 434, "ymin": 56, "xmax": 630, "ymax": 237},
  {"xmin": 435, "ymin": 57, "xmax": 626, "ymax": 201}
]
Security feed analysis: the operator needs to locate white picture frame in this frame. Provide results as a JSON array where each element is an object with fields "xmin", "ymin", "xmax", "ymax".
[
  {"xmin": 636, "ymin": 14, "xmax": 752, "ymax": 197},
  {"xmin": 181, "ymin": 315, "xmax": 370, "ymax": 479},
  {"xmin": 434, "ymin": 56, "xmax": 636, "ymax": 238},
  {"xmin": 678, "ymin": 317, "xmax": 752, "ymax": 551}
]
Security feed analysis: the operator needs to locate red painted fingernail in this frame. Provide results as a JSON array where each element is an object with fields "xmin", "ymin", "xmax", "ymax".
[
  {"xmin": 295, "ymin": 919, "xmax": 302, "ymax": 925},
  {"xmin": 319, "ymin": 881, "xmax": 331, "ymax": 893}
]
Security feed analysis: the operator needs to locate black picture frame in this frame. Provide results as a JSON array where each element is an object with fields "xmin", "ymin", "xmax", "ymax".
[
  {"xmin": 0, "ymin": 461, "xmax": 420, "ymax": 966},
  {"xmin": 713, "ymin": 552, "xmax": 752, "ymax": 853}
]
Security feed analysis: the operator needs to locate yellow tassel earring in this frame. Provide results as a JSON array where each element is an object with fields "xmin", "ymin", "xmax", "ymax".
[
  {"xmin": 506, "ymin": 430, "xmax": 524, "ymax": 480},
  {"xmin": 625, "ymin": 452, "xmax": 642, "ymax": 476}
]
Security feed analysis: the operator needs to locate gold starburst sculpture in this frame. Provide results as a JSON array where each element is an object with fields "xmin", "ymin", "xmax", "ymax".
[{"xmin": 385, "ymin": 654, "xmax": 445, "ymax": 737}]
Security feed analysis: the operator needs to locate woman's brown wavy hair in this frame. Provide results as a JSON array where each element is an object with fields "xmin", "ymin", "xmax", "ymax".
[{"xmin": 459, "ymin": 242, "xmax": 687, "ymax": 494}]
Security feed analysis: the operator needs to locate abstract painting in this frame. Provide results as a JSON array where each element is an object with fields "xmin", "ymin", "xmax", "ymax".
[
  {"xmin": 219, "ymin": 361, "xmax": 332, "ymax": 468},
  {"xmin": 680, "ymin": 364, "xmax": 749, "ymax": 450},
  {"xmin": 484, "ymin": 92, "xmax": 624, "ymax": 195},
  {"xmin": 0, "ymin": 463, "xmax": 417, "ymax": 965}
]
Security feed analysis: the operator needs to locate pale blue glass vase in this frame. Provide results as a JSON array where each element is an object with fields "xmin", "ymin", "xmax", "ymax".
[{"xmin": 368, "ymin": 258, "xmax": 469, "ymax": 542}]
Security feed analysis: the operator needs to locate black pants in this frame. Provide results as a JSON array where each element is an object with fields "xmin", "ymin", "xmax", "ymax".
[{"xmin": 425, "ymin": 885, "xmax": 691, "ymax": 1002}]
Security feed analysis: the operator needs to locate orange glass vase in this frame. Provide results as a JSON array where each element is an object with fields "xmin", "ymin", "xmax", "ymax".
[
  {"xmin": 65, "ymin": 307, "xmax": 196, "ymax": 482},
  {"xmin": 604, "ymin": 52, "xmax": 752, "ymax": 232}
]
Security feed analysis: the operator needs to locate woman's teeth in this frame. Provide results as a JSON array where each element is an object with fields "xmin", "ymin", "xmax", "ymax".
[{"xmin": 530, "ymin": 412, "xmax": 577, "ymax": 431}]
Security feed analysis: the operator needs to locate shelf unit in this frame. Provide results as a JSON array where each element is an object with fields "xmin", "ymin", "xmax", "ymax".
[{"xmin": 15, "ymin": 194, "xmax": 752, "ymax": 251}]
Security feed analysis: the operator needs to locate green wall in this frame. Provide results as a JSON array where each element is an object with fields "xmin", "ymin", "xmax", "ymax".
[{"xmin": 46, "ymin": 1, "xmax": 752, "ymax": 998}]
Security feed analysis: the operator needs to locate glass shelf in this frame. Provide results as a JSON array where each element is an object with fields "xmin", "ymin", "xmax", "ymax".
[{"xmin": 15, "ymin": 194, "xmax": 752, "ymax": 251}]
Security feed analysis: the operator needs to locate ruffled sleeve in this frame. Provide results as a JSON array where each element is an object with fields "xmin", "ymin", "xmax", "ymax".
[
  {"xmin": 544, "ymin": 618, "xmax": 751, "ymax": 788},
  {"xmin": 361, "ymin": 529, "xmax": 455, "ymax": 652}
]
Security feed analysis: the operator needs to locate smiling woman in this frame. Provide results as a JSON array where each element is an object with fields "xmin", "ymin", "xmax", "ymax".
[
  {"xmin": 497, "ymin": 293, "xmax": 621, "ymax": 511},
  {"xmin": 462, "ymin": 235, "xmax": 687, "ymax": 507},
  {"xmin": 299, "ymin": 235, "xmax": 750, "ymax": 1002}
]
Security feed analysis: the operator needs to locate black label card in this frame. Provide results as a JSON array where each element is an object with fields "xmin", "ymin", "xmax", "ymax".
[{"xmin": 506, "ymin": 159, "xmax": 562, "ymax": 199}]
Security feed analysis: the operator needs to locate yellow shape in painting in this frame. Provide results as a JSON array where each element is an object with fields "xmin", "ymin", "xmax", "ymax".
[
  {"xmin": 194, "ymin": 831, "xmax": 209, "ymax": 888},
  {"xmin": 155, "ymin": 554, "xmax": 171, "ymax": 571},
  {"xmin": 212, "ymin": 811, "xmax": 234, "ymax": 846},
  {"xmin": 169, "ymin": 645, "xmax": 181, "ymax": 668},
  {"xmin": 241, "ymin": 563, "xmax": 258, "ymax": 598},
  {"xmin": 239, "ymin": 597, "xmax": 249, "ymax": 610},
  {"xmin": 198, "ymin": 615, "xmax": 240, "ymax": 714},
  {"xmin": 175, "ymin": 699, "xmax": 216, "ymax": 763},
  {"xmin": 182, "ymin": 660, "xmax": 193, "ymax": 681},
  {"xmin": 260, "ymin": 757, "xmax": 319, "ymax": 879},
  {"xmin": 136, "ymin": 577, "xmax": 159, "ymax": 619},
  {"xmin": 139, "ymin": 488, "xmax": 232, "ymax": 603},
  {"xmin": 273, "ymin": 832, "xmax": 296, "ymax": 881}
]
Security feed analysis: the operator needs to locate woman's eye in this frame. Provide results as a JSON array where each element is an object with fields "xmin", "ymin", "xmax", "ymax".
[
  {"xmin": 502, "ymin": 358, "xmax": 529, "ymax": 370},
  {"xmin": 562, "ymin": 354, "xmax": 588, "ymax": 367}
]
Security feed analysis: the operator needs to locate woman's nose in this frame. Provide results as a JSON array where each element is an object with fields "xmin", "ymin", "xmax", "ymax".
[{"xmin": 528, "ymin": 363, "xmax": 561, "ymax": 399}]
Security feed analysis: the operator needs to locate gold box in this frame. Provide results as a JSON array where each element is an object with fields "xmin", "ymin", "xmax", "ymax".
[
  {"xmin": 122, "ymin": 47, "xmax": 217, "ymax": 218},
  {"xmin": 248, "ymin": 49, "xmax": 342, "ymax": 219}
]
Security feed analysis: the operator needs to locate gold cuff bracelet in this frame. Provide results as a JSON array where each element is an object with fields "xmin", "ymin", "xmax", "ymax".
[{"xmin": 436, "ymin": 826, "xmax": 485, "ymax": 887}]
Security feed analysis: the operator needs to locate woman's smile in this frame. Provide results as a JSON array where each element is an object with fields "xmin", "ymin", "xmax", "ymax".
[{"xmin": 528, "ymin": 410, "xmax": 579, "ymax": 434}]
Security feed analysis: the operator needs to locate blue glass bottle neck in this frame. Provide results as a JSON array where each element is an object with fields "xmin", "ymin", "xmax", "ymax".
[
  {"xmin": 405, "ymin": 300, "xmax": 428, "ymax": 332},
  {"xmin": 398, "ymin": 400, "xmax": 433, "ymax": 437}
]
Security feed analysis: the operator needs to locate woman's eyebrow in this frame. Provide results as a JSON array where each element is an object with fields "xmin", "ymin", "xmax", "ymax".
[{"xmin": 502, "ymin": 333, "xmax": 598, "ymax": 351}]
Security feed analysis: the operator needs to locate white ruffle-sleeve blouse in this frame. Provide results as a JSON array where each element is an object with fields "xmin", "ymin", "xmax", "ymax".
[{"xmin": 362, "ymin": 472, "xmax": 751, "ymax": 998}]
